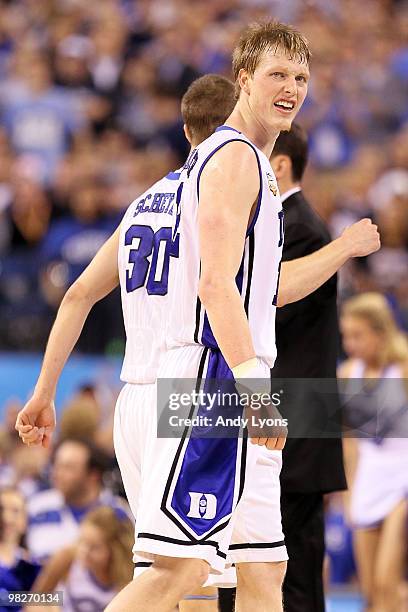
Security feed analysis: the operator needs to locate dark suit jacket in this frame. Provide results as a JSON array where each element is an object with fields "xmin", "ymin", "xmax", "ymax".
[{"xmin": 272, "ymin": 190, "xmax": 347, "ymax": 494}]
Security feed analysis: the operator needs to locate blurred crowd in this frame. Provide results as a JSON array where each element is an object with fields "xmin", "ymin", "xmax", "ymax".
[
  {"xmin": 0, "ymin": 0, "xmax": 407, "ymax": 352},
  {"xmin": 1, "ymin": 1, "xmax": 408, "ymax": 609},
  {"xmin": 0, "ymin": 381, "xmax": 135, "ymax": 611}
]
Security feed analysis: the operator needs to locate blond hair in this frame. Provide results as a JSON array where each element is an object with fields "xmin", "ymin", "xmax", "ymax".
[
  {"xmin": 232, "ymin": 21, "xmax": 311, "ymax": 97},
  {"xmin": 342, "ymin": 292, "xmax": 408, "ymax": 365},
  {"xmin": 83, "ymin": 506, "xmax": 134, "ymax": 589}
]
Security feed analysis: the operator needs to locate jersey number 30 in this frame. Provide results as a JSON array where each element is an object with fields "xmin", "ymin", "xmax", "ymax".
[{"xmin": 125, "ymin": 225, "xmax": 179, "ymax": 296}]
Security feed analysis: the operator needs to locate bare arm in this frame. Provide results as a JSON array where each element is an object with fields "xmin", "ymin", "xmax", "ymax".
[
  {"xmin": 277, "ymin": 219, "xmax": 381, "ymax": 307},
  {"xmin": 32, "ymin": 547, "xmax": 75, "ymax": 592},
  {"xmin": 34, "ymin": 226, "xmax": 120, "ymax": 400},
  {"xmin": 16, "ymin": 227, "xmax": 120, "ymax": 446},
  {"xmin": 198, "ymin": 142, "xmax": 259, "ymax": 369},
  {"xmin": 23, "ymin": 548, "xmax": 75, "ymax": 612}
]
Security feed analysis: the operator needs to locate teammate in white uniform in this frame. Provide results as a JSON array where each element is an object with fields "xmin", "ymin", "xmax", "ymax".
[{"xmin": 339, "ymin": 293, "xmax": 408, "ymax": 612}]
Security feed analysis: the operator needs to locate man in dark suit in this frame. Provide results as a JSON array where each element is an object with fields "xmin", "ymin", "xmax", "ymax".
[{"xmin": 270, "ymin": 124, "xmax": 347, "ymax": 612}]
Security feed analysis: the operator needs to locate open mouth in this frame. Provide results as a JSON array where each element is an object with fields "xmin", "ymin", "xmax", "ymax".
[{"xmin": 274, "ymin": 100, "xmax": 295, "ymax": 113}]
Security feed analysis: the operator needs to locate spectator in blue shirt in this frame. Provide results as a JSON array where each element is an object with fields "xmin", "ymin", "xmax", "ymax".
[
  {"xmin": 26, "ymin": 439, "xmax": 131, "ymax": 563},
  {"xmin": 0, "ymin": 487, "xmax": 41, "ymax": 611},
  {"xmin": 0, "ymin": 52, "xmax": 84, "ymax": 185}
]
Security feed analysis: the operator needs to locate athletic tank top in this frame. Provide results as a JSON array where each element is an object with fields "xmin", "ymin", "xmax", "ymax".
[
  {"xmin": 167, "ymin": 126, "xmax": 284, "ymax": 367},
  {"xmin": 118, "ymin": 170, "xmax": 182, "ymax": 383}
]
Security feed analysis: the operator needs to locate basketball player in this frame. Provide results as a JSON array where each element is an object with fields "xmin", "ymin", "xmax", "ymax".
[
  {"xmin": 103, "ymin": 22, "xmax": 379, "ymax": 612},
  {"xmin": 16, "ymin": 38, "xmax": 380, "ymax": 610}
]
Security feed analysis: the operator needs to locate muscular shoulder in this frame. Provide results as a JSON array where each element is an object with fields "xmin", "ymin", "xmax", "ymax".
[
  {"xmin": 201, "ymin": 140, "xmax": 259, "ymax": 180},
  {"xmin": 199, "ymin": 140, "xmax": 260, "ymax": 201}
]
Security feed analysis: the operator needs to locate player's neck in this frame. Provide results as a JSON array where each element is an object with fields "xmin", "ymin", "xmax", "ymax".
[{"xmin": 225, "ymin": 104, "xmax": 279, "ymax": 157}]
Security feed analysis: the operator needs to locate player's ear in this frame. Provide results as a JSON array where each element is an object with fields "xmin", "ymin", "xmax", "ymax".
[
  {"xmin": 183, "ymin": 124, "xmax": 192, "ymax": 145},
  {"xmin": 238, "ymin": 69, "xmax": 251, "ymax": 95},
  {"xmin": 270, "ymin": 154, "xmax": 291, "ymax": 181}
]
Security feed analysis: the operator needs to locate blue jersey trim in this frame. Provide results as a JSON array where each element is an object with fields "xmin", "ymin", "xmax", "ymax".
[
  {"xmin": 166, "ymin": 171, "xmax": 181, "ymax": 180},
  {"xmin": 215, "ymin": 125, "xmax": 241, "ymax": 134},
  {"xmin": 196, "ymin": 137, "xmax": 262, "ymax": 348},
  {"xmin": 246, "ymin": 151, "xmax": 262, "ymax": 236},
  {"xmin": 196, "ymin": 138, "xmax": 263, "ymax": 238}
]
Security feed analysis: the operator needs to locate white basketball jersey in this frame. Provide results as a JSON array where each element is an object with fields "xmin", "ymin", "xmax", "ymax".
[
  {"xmin": 118, "ymin": 170, "xmax": 182, "ymax": 383},
  {"xmin": 167, "ymin": 126, "xmax": 284, "ymax": 367}
]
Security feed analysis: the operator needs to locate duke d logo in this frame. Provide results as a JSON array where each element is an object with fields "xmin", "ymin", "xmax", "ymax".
[{"xmin": 187, "ymin": 492, "xmax": 217, "ymax": 519}]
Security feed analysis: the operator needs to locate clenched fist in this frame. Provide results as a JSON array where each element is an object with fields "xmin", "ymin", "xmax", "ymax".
[
  {"xmin": 15, "ymin": 396, "xmax": 56, "ymax": 448},
  {"xmin": 341, "ymin": 218, "xmax": 381, "ymax": 258}
]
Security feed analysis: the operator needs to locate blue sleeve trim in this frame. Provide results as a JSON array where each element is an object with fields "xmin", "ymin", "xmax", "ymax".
[
  {"xmin": 246, "ymin": 148, "xmax": 262, "ymax": 236},
  {"xmin": 196, "ymin": 138, "xmax": 263, "ymax": 237},
  {"xmin": 166, "ymin": 171, "xmax": 181, "ymax": 180},
  {"xmin": 215, "ymin": 125, "xmax": 241, "ymax": 134}
]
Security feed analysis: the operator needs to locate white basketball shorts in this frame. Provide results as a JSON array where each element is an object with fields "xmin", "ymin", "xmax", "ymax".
[{"xmin": 114, "ymin": 344, "xmax": 287, "ymax": 576}]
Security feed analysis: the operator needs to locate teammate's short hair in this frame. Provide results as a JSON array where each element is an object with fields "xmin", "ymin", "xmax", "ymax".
[
  {"xmin": 271, "ymin": 123, "xmax": 309, "ymax": 182},
  {"xmin": 181, "ymin": 74, "xmax": 236, "ymax": 145},
  {"xmin": 232, "ymin": 21, "xmax": 311, "ymax": 98}
]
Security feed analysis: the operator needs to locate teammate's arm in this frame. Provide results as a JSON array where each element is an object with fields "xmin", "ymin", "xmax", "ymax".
[
  {"xmin": 277, "ymin": 219, "xmax": 380, "ymax": 306},
  {"xmin": 15, "ymin": 227, "xmax": 120, "ymax": 447},
  {"xmin": 198, "ymin": 141, "xmax": 259, "ymax": 369}
]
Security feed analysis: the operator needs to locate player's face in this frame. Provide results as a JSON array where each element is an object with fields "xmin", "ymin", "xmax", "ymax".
[
  {"xmin": 78, "ymin": 523, "xmax": 111, "ymax": 572},
  {"xmin": 247, "ymin": 50, "xmax": 309, "ymax": 134},
  {"xmin": 340, "ymin": 316, "xmax": 383, "ymax": 364},
  {"xmin": 0, "ymin": 491, "xmax": 27, "ymax": 545}
]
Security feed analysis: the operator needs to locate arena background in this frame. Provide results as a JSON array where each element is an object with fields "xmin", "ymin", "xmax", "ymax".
[{"xmin": 0, "ymin": 0, "xmax": 407, "ymax": 610}]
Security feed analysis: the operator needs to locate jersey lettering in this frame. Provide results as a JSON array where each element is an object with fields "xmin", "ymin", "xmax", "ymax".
[{"xmin": 125, "ymin": 225, "xmax": 178, "ymax": 296}]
